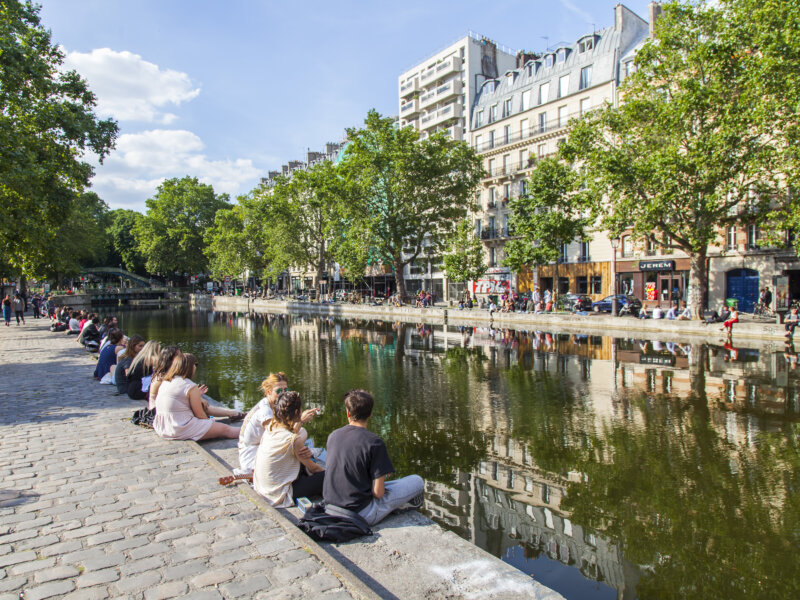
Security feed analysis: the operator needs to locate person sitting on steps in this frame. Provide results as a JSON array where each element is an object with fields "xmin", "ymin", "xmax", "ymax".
[{"xmin": 323, "ymin": 389, "xmax": 424, "ymax": 527}]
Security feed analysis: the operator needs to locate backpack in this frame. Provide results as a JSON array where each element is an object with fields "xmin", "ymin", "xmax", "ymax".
[
  {"xmin": 131, "ymin": 407, "xmax": 156, "ymax": 428},
  {"xmin": 297, "ymin": 503, "xmax": 372, "ymax": 542},
  {"xmin": 50, "ymin": 322, "xmax": 67, "ymax": 332}
]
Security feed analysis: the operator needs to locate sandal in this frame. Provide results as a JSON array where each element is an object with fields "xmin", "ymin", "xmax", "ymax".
[{"xmin": 228, "ymin": 412, "xmax": 246, "ymax": 423}]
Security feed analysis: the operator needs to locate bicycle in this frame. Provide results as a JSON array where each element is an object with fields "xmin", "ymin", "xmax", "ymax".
[{"xmin": 753, "ymin": 301, "xmax": 774, "ymax": 317}]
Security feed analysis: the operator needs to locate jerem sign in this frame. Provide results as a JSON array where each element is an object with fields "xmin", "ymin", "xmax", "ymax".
[{"xmin": 638, "ymin": 260, "xmax": 675, "ymax": 272}]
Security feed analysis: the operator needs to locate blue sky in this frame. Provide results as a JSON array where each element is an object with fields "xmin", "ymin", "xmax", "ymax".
[{"xmin": 38, "ymin": 0, "xmax": 655, "ymax": 212}]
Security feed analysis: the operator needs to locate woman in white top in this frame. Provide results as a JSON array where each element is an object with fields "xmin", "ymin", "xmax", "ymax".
[
  {"xmin": 253, "ymin": 391, "xmax": 324, "ymax": 507},
  {"xmin": 153, "ymin": 353, "xmax": 240, "ymax": 441},
  {"xmin": 235, "ymin": 372, "xmax": 317, "ymax": 475}
]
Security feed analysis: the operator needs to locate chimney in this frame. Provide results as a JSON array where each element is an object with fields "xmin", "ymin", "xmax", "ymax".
[
  {"xmin": 615, "ymin": 4, "xmax": 623, "ymax": 31},
  {"xmin": 649, "ymin": 2, "xmax": 663, "ymax": 37},
  {"xmin": 515, "ymin": 50, "xmax": 540, "ymax": 69}
]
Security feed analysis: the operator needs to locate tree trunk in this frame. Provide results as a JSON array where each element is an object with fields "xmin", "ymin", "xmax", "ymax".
[
  {"xmin": 394, "ymin": 257, "xmax": 407, "ymax": 302},
  {"xmin": 688, "ymin": 251, "xmax": 708, "ymax": 320},
  {"xmin": 316, "ymin": 241, "xmax": 325, "ymax": 302}
]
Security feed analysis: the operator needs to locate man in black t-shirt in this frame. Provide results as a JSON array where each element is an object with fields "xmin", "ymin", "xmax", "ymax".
[{"xmin": 323, "ymin": 389, "xmax": 424, "ymax": 526}]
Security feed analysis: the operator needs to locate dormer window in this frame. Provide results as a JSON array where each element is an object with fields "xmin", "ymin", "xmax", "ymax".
[
  {"xmin": 485, "ymin": 80, "xmax": 496, "ymax": 93},
  {"xmin": 556, "ymin": 48, "xmax": 569, "ymax": 63},
  {"xmin": 578, "ymin": 37, "xmax": 595, "ymax": 53},
  {"xmin": 525, "ymin": 62, "xmax": 533, "ymax": 77},
  {"xmin": 545, "ymin": 54, "xmax": 554, "ymax": 68}
]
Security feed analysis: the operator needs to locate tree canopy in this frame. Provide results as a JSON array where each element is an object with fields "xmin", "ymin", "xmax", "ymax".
[
  {"xmin": 442, "ymin": 219, "xmax": 486, "ymax": 285},
  {"xmin": 340, "ymin": 110, "xmax": 484, "ymax": 298},
  {"xmin": 0, "ymin": 0, "xmax": 117, "ymax": 278},
  {"xmin": 135, "ymin": 177, "xmax": 230, "ymax": 279}
]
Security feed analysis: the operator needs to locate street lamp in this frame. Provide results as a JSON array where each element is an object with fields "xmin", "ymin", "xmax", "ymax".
[{"xmin": 610, "ymin": 236, "xmax": 620, "ymax": 316}]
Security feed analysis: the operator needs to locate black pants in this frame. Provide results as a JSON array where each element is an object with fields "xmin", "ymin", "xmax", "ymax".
[
  {"xmin": 292, "ymin": 469, "xmax": 325, "ymax": 499},
  {"xmin": 14, "ymin": 311, "xmax": 24, "ymax": 324}
]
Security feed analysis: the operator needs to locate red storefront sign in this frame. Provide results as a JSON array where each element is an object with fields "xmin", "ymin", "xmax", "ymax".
[{"xmin": 472, "ymin": 279, "xmax": 511, "ymax": 295}]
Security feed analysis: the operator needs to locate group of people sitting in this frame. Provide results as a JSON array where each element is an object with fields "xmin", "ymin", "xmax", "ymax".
[
  {"xmin": 71, "ymin": 313, "xmax": 424, "ymax": 528},
  {"xmin": 639, "ymin": 301, "xmax": 692, "ymax": 320}
]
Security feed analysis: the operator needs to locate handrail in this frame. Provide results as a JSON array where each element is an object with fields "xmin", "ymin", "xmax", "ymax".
[{"xmin": 473, "ymin": 109, "xmax": 585, "ymax": 153}]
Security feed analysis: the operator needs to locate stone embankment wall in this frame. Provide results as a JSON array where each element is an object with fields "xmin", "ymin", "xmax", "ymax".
[{"xmin": 191, "ymin": 294, "xmax": 786, "ymax": 345}]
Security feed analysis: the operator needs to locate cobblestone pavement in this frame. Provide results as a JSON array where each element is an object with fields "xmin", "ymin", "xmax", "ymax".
[{"xmin": 0, "ymin": 321, "xmax": 357, "ymax": 600}]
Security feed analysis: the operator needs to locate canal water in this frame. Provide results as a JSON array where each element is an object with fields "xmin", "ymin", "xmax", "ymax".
[{"xmin": 118, "ymin": 308, "xmax": 800, "ymax": 600}]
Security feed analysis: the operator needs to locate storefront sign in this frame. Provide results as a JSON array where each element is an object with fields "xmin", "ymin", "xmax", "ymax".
[
  {"xmin": 638, "ymin": 260, "xmax": 675, "ymax": 271},
  {"xmin": 640, "ymin": 354, "xmax": 676, "ymax": 366},
  {"xmin": 485, "ymin": 267, "xmax": 511, "ymax": 275},
  {"xmin": 472, "ymin": 278, "xmax": 511, "ymax": 295}
]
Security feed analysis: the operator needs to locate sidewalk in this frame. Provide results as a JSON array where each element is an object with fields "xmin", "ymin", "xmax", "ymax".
[{"xmin": 0, "ymin": 321, "xmax": 364, "ymax": 600}]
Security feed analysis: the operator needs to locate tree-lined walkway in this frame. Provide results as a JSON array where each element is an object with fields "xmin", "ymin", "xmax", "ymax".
[{"xmin": 0, "ymin": 322, "xmax": 357, "ymax": 600}]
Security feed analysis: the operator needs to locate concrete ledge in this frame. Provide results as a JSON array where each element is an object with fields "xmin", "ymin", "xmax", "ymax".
[{"xmin": 193, "ymin": 294, "xmax": 785, "ymax": 346}]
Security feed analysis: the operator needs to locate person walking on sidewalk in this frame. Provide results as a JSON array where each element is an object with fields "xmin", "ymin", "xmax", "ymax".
[
  {"xmin": 323, "ymin": 389, "xmax": 424, "ymax": 527},
  {"xmin": 12, "ymin": 293, "xmax": 24, "ymax": 325},
  {"xmin": 2, "ymin": 295, "xmax": 11, "ymax": 327}
]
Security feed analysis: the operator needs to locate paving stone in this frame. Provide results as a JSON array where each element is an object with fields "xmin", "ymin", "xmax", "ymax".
[
  {"xmin": 106, "ymin": 535, "xmax": 150, "ymax": 552},
  {"xmin": 38, "ymin": 540, "xmax": 82, "ymax": 557},
  {"xmin": 9, "ymin": 557, "xmax": 56, "ymax": 576},
  {"xmin": 190, "ymin": 568, "xmax": 234, "ymax": 588},
  {"xmin": 255, "ymin": 536, "xmax": 295, "ymax": 557},
  {"xmin": 75, "ymin": 567, "xmax": 119, "ymax": 588},
  {"xmin": 16, "ymin": 533, "xmax": 60, "ymax": 551},
  {"xmin": 0, "ymin": 577, "xmax": 26, "ymax": 593},
  {"xmin": 144, "ymin": 581, "xmax": 188, "ymax": 600},
  {"xmin": 119, "ymin": 556, "xmax": 165, "ymax": 576},
  {"xmin": 111, "ymin": 570, "xmax": 162, "ymax": 595},
  {"xmin": 85, "ymin": 530, "xmax": 124, "ymax": 546},
  {"xmin": 23, "ymin": 580, "xmax": 76, "ymax": 600},
  {"xmin": 271, "ymin": 558, "xmax": 321, "ymax": 584},
  {"xmin": 280, "ymin": 549, "xmax": 311, "ymax": 563},
  {"xmin": 232, "ymin": 557, "xmax": 276, "ymax": 574},
  {"xmin": 220, "ymin": 575, "xmax": 272, "ymax": 598},
  {"xmin": 33, "ymin": 565, "xmax": 80, "ymax": 583},
  {"xmin": 154, "ymin": 527, "xmax": 190, "ymax": 543},
  {"xmin": 209, "ymin": 549, "xmax": 250, "ymax": 566},
  {"xmin": 302, "ymin": 572, "xmax": 343, "ymax": 595},
  {"xmin": 129, "ymin": 542, "xmax": 170, "ymax": 560},
  {"xmin": 161, "ymin": 559, "xmax": 207, "ymax": 581},
  {"xmin": 80, "ymin": 552, "xmax": 125, "ymax": 571},
  {"xmin": 183, "ymin": 591, "xmax": 223, "ymax": 600},
  {"xmin": 211, "ymin": 535, "xmax": 250, "ymax": 553},
  {"xmin": 62, "ymin": 585, "xmax": 110, "ymax": 600}
]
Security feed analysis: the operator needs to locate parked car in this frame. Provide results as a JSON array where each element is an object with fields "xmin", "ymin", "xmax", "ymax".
[
  {"xmin": 591, "ymin": 294, "xmax": 642, "ymax": 314},
  {"xmin": 557, "ymin": 293, "xmax": 593, "ymax": 312}
]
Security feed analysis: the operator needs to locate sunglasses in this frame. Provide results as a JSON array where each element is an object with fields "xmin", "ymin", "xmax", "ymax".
[{"xmin": 274, "ymin": 387, "xmax": 290, "ymax": 395}]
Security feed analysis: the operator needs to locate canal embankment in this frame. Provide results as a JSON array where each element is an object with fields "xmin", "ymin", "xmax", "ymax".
[
  {"xmin": 192, "ymin": 294, "xmax": 787, "ymax": 347},
  {"xmin": 0, "ymin": 321, "xmax": 562, "ymax": 600}
]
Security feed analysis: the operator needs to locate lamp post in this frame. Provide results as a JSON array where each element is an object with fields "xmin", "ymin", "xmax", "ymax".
[{"xmin": 610, "ymin": 237, "xmax": 620, "ymax": 316}]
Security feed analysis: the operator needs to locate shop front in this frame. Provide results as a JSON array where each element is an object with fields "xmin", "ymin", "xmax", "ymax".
[
  {"xmin": 471, "ymin": 267, "xmax": 514, "ymax": 298},
  {"xmin": 616, "ymin": 258, "xmax": 691, "ymax": 308}
]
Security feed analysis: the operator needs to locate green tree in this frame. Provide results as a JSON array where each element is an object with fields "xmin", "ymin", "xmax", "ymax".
[
  {"xmin": 107, "ymin": 209, "xmax": 146, "ymax": 274},
  {"xmin": 134, "ymin": 177, "xmax": 230, "ymax": 281},
  {"xmin": 46, "ymin": 192, "xmax": 111, "ymax": 281},
  {"xmin": 504, "ymin": 157, "xmax": 593, "ymax": 298},
  {"xmin": 340, "ymin": 110, "xmax": 484, "ymax": 299},
  {"xmin": 0, "ymin": 0, "xmax": 117, "ymax": 278},
  {"xmin": 442, "ymin": 219, "xmax": 486, "ymax": 287},
  {"xmin": 561, "ymin": 0, "xmax": 780, "ymax": 317}
]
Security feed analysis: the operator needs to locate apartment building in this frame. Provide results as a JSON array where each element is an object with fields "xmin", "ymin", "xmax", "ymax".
[{"xmin": 468, "ymin": 4, "xmax": 651, "ymax": 300}]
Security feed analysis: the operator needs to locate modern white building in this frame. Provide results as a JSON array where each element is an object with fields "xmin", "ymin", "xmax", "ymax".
[{"xmin": 398, "ymin": 33, "xmax": 517, "ymax": 143}]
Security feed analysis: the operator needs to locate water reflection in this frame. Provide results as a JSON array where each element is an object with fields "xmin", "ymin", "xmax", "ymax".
[{"xmin": 118, "ymin": 309, "xmax": 800, "ymax": 600}]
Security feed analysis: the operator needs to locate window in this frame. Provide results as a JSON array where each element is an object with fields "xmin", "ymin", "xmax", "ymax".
[
  {"xmin": 503, "ymin": 214, "xmax": 509, "ymax": 236},
  {"xmin": 489, "ymin": 104, "xmax": 498, "ymax": 123},
  {"xmin": 503, "ymin": 98, "xmax": 513, "ymax": 117},
  {"xmin": 623, "ymin": 61, "xmax": 634, "ymax": 79},
  {"xmin": 476, "ymin": 110, "xmax": 484, "ymax": 127},
  {"xmin": 538, "ymin": 112, "xmax": 547, "ymax": 133},
  {"xmin": 559, "ymin": 243, "xmax": 568, "ymax": 262},
  {"xmin": 590, "ymin": 276, "xmax": 602, "ymax": 294},
  {"xmin": 557, "ymin": 48, "xmax": 567, "ymax": 63},
  {"xmin": 489, "ymin": 215, "xmax": 496, "ymax": 233},
  {"xmin": 475, "ymin": 220, "xmax": 482, "ymax": 236},
  {"xmin": 727, "ymin": 226, "xmax": 738, "ymax": 249},
  {"xmin": 520, "ymin": 118, "xmax": 529, "ymax": 137},
  {"xmin": 748, "ymin": 224, "xmax": 759, "ymax": 249},
  {"xmin": 646, "ymin": 237, "xmax": 656, "ymax": 255},
  {"xmin": 488, "ymin": 130, "xmax": 495, "ymax": 148},
  {"xmin": 545, "ymin": 54, "xmax": 554, "ymax": 68},
  {"xmin": 579, "ymin": 241, "xmax": 590, "ymax": 261},
  {"xmin": 474, "ymin": 134, "xmax": 482, "ymax": 150},
  {"xmin": 519, "ymin": 149, "xmax": 527, "ymax": 168},
  {"xmin": 503, "ymin": 183, "xmax": 510, "ymax": 200},
  {"xmin": 579, "ymin": 65, "xmax": 593, "ymax": 90},
  {"xmin": 559, "ymin": 74, "xmax": 570, "ymax": 98},
  {"xmin": 503, "ymin": 125, "xmax": 510, "ymax": 144},
  {"xmin": 488, "ymin": 187, "xmax": 496, "ymax": 205},
  {"xmin": 577, "ymin": 276, "xmax": 588, "ymax": 294},
  {"xmin": 489, "ymin": 248, "xmax": 496, "ymax": 266},
  {"xmin": 521, "ymin": 90, "xmax": 531, "ymax": 111},
  {"xmin": 580, "ymin": 98, "xmax": 590, "ymax": 116},
  {"xmin": 538, "ymin": 143, "xmax": 546, "ymax": 158},
  {"xmin": 487, "ymin": 158, "xmax": 495, "ymax": 174},
  {"xmin": 520, "ymin": 179, "xmax": 528, "ymax": 196},
  {"xmin": 502, "ymin": 155, "xmax": 509, "ymax": 174},
  {"xmin": 558, "ymin": 106, "xmax": 567, "ymax": 127},
  {"xmin": 539, "ymin": 82, "xmax": 550, "ymax": 104},
  {"xmin": 578, "ymin": 37, "xmax": 594, "ymax": 53},
  {"xmin": 622, "ymin": 235, "xmax": 633, "ymax": 257}
]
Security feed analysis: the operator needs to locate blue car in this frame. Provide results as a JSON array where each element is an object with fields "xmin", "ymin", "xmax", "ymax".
[{"xmin": 591, "ymin": 294, "xmax": 642, "ymax": 314}]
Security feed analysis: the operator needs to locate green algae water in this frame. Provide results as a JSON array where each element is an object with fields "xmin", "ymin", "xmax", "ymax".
[{"xmin": 118, "ymin": 308, "xmax": 800, "ymax": 600}]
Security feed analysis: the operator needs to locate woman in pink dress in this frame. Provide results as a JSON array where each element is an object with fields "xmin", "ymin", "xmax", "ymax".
[{"xmin": 153, "ymin": 353, "xmax": 240, "ymax": 441}]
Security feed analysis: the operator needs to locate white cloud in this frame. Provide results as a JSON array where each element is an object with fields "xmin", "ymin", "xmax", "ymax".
[
  {"xmin": 91, "ymin": 129, "xmax": 262, "ymax": 210},
  {"xmin": 63, "ymin": 48, "xmax": 200, "ymax": 124}
]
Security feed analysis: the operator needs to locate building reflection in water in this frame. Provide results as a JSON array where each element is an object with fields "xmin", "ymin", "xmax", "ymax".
[{"xmin": 122, "ymin": 309, "xmax": 800, "ymax": 600}]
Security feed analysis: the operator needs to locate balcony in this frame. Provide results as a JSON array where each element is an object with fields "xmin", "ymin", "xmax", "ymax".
[
  {"xmin": 442, "ymin": 124, "xmax": 463, "ymax": 141},
  {"xmin": 577, "ymin": 254, "xmax": 592, "ymax": 263},
  {"xmin": 435, "ymin": 78, "xmax": 462, "ymax": 102},
  {"xmin": 419, "ymin": 90, "xmax": 437, "ymax": 110},
  {"xmin": 400, "ymin": 98, "xmax": 420, "ymax": 117},
  {"xmin": 420, "ymin": 56, "xmax": 462, "ymax": 84},
  {"xmin": 424, "ymin": 103, "xmax": 463, "ymax": 129},
  {"xmin": 399, "ymin": 78, "xmax": 419, "ymax": 98},
  {"xmin": 473, "ymin": 109, "xmax": 583, "ymax": 154},
  {"xmin": 420, "ymin": 111, "xmax": 436, "ymax": 127}
]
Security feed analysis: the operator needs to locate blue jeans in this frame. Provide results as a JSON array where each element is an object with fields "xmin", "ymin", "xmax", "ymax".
[{"xmin": 357, "ymin": 475, "xmax": 424, "ymax": 526}]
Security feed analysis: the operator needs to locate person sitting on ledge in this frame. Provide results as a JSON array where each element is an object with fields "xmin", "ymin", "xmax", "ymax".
[
  {"xmin": 676, "ymin": 302, "xmax": 692, "ymax": 320},
  {"xmin": 323, "ymin": 389, "xmax": 424, "ymax": 527},
  {"xmin": 94, "ymin": 328, "xmax": 123, "ymax": 383},
  {"xmin": 652, "ymin": 305, "xmax": 664, "ymax": 319},
  {"xmin": 153, "ymin": 353, "xmax": 241, "ymax": 441},
  {"xmin": 253, "ymin": 391, "xmax": 324, "ymax": 507},
  {"xmin": 638, "ymin": 304, "xmax": 648, "ymax": 319},
  {"xmin": 236, "ymin": 372, "xmax": 317, "ymax": 475},
  {"xmin": 665, "ymin": 303, "xmax": 679, "ymax": 320}
]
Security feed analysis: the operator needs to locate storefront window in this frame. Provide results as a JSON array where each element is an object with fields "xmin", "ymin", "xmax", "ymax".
[
  {"xmin": 558, "ymin": 277, "xmax": 570, "ymax": 295},
  {"xmin": 577, "ymin": 276, "xmax": 588, "ymax": 294},
  {"xmin": 590, "ymin": 276, "xmax": 602, "ymax": 294},
  {"xmin": 620, "ymin": 275, "xmax": 634, "ymax": 296}
]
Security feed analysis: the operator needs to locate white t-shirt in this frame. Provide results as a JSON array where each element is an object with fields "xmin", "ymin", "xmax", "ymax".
[{"xmin": 235, "ymin": 398, "xmax": 274, "ymax": 474}]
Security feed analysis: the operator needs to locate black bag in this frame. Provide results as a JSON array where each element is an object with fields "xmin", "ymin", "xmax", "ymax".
[
  {"xmin": 50, "ymin": 322, "xmax": 66, "ymax": 332},
  {"xmin": 131, "ymin": 407, "xmax": 156, "ymax": 428},
  {"xmin": 298, "ymin": 503, "xmax": 372, "ymax": 542}
]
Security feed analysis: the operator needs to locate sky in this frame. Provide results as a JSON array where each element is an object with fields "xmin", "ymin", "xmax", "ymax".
[{"xmin": 38, "ymin": 0, "xmax": 656, "ymax": 213}]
